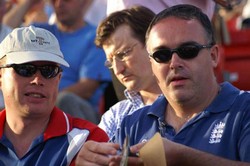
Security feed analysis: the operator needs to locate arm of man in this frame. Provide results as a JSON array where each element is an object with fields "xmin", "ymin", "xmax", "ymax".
[
  {"xmin": 62, "ymin": 78, "xmax": 100, "ymax": 99},
  {"xmin": 3, "ymin": 0, "xmax": 41, "ymax": 28},
  {"xmin": 126, "ymin": 138, "xmax": 250, "ymax": 166}
]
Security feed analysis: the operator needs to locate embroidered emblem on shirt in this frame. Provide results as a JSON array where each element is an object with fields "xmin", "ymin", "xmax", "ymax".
[{"xmin": 209, "ymin": 122, "xmax": 225, "ymax": 144}]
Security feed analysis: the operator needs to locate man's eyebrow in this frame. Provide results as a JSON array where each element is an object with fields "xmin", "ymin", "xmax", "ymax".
[
  {"xmin": 151, "ymin": 46, "xmax": 169, "ymax": 52},
  {"xmin": 152, "ymin": 41, "xmax": 200, "ymax": 51},
  {"xmin": 179, "ymin": 41, "xmax": 199, "ymax": 46},
  {"xmin": 114, "ymin": 45, "xmax": 133, "ymax": 56},
  {"xmin": 109, "ymin": 47, "xmax": 125, "ymax": 58}
]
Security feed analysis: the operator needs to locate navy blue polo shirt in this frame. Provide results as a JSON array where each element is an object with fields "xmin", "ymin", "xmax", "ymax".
[{"xmin": 118, "ymin": 82, "xmax": 250, "ymax": 161}]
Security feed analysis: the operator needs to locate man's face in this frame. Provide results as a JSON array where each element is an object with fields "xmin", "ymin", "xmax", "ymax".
[
  {"xmin": 147, "ymin": 17, "xmax": 218, "ymax": 104},
  {"xmin": 103, "ymin": 25, "xmax": 155, "ymax": 92},
  {"xmin": 51, "ymin": 0, "xmax": 92, "ymax": 26},
  {"xmin": 0, "ymin": 60, "xmax": 61, "ymax": 117}
]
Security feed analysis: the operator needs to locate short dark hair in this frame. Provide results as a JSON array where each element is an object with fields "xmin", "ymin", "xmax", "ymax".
[
  {"xmin": 146, "ymin": 4, "xmax": 215, "ymax": 45},
  {"xmin": 95, "ymin": 5, "xmax": 155, "ymax": 47}
]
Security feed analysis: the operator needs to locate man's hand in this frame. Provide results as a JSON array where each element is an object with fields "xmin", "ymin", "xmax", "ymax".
[
  {"xmin": 108, "ymin": 142, "xmax": 145, "ymax": 166},
  {"xmin": 108, "ymin": 154, "xmax": 144, "ymax": 166},
  {"xmin": 75, "ymin": 141, "xmax": 120, "ymax": 166}
]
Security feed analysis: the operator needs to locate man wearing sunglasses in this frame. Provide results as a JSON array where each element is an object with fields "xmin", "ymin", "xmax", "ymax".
[
  {"xmin": 0, "ymin": 26, "xmax": 108, "ymax": 165},
  {"xmin": 107, "ymin": 4, "xmax": 250, "ymax": 166}
]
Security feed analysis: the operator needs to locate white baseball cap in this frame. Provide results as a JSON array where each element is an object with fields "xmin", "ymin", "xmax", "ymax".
[{"xmin": 0, "ymin": 25, "xmax": 69, "ymax": 67}]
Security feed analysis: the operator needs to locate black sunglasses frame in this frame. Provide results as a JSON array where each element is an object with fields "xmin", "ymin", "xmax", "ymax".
[
  {"xmin": 149, "ymin": 43, "xmax": 213, "ymax": 63},
  {"xmin": 0, "ymin": 63, "xmax": 62, "ymax": 79}
]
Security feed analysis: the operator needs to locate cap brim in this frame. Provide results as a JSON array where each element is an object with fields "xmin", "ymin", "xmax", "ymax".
[{"xmin": 6, "ymin": 51, "xmax": 70, "ymax": 67}]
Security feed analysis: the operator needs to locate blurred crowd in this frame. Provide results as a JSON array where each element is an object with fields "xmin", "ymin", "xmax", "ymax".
[{"xmin": 1, "ymin": 0, "xmax": 250, "ymax": 121}]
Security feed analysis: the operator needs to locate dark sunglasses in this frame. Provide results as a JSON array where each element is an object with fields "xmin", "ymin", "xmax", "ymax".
[
  {"xmin": 0, "ymin": 63, "xmax": 62, "ymax": 79},
  {"xmin": 149, "ymin": 43, "xmax": 213, "ymax": 63}
]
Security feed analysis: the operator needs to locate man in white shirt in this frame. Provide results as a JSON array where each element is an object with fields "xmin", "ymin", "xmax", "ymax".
[{"xmin": 106, "ymin": 0, "xmax": 216, "ymax": 20}]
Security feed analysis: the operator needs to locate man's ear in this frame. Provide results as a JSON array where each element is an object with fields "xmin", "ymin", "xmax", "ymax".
[
  {"xmin": 58, "ymin": 72, "xmax": 62, "ymax": 81},
  {"xmin": 210, "ymin": 44, "xmax": 220, "ymax": 68}
]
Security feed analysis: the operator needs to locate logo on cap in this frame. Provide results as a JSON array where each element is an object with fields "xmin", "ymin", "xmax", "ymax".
[{"xmin": 31, "ymin": 36, "xmax": 50, "ymax": 45}]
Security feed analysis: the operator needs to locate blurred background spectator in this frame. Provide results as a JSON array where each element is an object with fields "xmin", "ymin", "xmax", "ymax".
[
  {"xmin": 32, "ymin": 0, "xmax": 112, "ymax": 124},
  {"xmin": 0, "ymin": 0, "xmax": 13, "ymax": 110},
  {"xmin": 106, "ymin": 0, "xmax": 216, "ymax": 20},
  {"xmin": 2, "ymin": 0, "xmax": 51, "ymax": 28}
]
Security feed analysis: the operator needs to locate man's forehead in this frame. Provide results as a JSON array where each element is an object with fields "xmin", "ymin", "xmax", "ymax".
[
  {"xmin": 103, "ymin": 38, "xmax": 137, "ymax": 57},
  {"xmin": 147, "ymin": 18, "xmax": 204, "ymax": 45},
  {"xmin": 5, "ymin": 57, "xmax": 58, "ymax": 65}
]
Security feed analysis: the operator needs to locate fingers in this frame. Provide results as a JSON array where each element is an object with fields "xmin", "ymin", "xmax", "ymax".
[
  {"xmin": 109, "ymin": 156, "xmax": 144, "ymax": 166},
  {"xmin": 89, "ymin": 141, "xmax": 120, "ymax": 157},
  {"xmin": 75, "ymin": 141, "xmax": 120, "ymax": 166},
  {"xmin": 108, "ymin": 155, "xmax": 122, "ymax": 166},
  {"xmin": 127, "ymin": 157, "xmax": 144, "ymax": 166},
  {"xmin": 130, "ymin": 142, "xmax": 147, "ymax": 153}
]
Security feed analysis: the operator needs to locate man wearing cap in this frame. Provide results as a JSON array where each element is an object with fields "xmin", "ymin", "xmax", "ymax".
[{"xmin": 0, "ymin": 26, "xmax": 108, "ymax": 165}]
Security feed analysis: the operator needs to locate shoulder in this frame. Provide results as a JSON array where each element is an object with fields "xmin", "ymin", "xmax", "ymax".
[
  {"xmin": 108, "ymin": 97, "xmax": 147, "ymax": 119},
  {"xmin": 233, "ymin": 91, "xmax": 250, "ymax": 113},
  {"xmin": 100, "ymin": 99, "xmax": 134, "ymax": 124},
  {"xmin": 222, "ymin": 82, "xmax": 250, "ymax": 107},
  {"xmin": 81, "ymin": 24, "xmax": 97, "ymax": 41},
  {"xmin": 121, "ymin": 95, "xmax": 166, "ymax": 126},
  {"xmin": 109, "ymin": 99, "xmax": 134, "ymax": 112},
  {"xmin": 78, "ymin": 23, "xmax": 96, "ymax": 35},
  {"xmin": 72, "ymin": 117, "xmax": 109, "ymax": 142},
  {"xmin": 122, "ymin": 105, "xmax": 151, "ymax": 125},
  {"xmin": 216, "ymin": 83, "xmax": 250, "ymax": 122}
]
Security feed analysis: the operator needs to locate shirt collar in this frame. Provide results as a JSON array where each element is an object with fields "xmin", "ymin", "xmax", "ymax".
[
  {"xmin": 0, "ymin": 107, "xmax": 73, "ymax": 141},
  {"xmin": 206, "ymin": 82, "xmax": 243, "ymax": 113},
  {"xmin": 147, "ymin": 82, "xmax": 243, "ymax": 119},
  {"xmin": 124, "ymin": 89, "xmax": 144, "ymax": 107}
]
